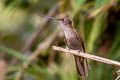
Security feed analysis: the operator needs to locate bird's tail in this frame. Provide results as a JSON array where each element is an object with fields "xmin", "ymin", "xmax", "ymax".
[{"xmin": 74, "ymin": 56, "xmax": 90, "ymax": 77}]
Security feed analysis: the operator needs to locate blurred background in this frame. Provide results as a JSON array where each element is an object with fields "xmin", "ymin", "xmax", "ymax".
[{"xmin": 0, "ymin": 0, "xmax": 120, "ymax": 80}]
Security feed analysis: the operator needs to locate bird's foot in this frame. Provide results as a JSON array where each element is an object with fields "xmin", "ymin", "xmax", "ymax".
[{"xmin": 76, "ymin": 50, "xmax": 81, "ymax": 53}]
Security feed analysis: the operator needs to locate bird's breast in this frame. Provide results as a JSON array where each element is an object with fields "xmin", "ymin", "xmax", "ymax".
[{"xmin": 65, "ymin": 36, "xmax": 82, "ymax": 50}]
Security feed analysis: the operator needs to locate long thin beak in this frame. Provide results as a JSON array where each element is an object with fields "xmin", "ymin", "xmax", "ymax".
[{"xmin": 39, "ymin": 14, "xmax": 58, "ymax": 20}]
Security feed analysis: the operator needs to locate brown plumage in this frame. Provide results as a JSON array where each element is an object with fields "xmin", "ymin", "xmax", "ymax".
[{"xmin": 58, "ymin": 16, "xmax": 90, "ymax": 77}]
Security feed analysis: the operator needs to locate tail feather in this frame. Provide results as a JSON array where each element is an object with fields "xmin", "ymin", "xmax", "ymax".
[{"xmin": 74, "ymin": 56, "xmax": 89, "ymax": 77}]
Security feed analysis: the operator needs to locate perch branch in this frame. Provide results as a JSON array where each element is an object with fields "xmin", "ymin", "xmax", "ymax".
[{"xmin": 53, "ymin": 46, "xmax": 120, "ymax": 67}]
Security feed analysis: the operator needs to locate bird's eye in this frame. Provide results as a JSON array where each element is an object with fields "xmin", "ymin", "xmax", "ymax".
[
  {"xmin": 68, "ymin": 20, "xmax": 72, "ymax": 24},
  {"xmin": 60, "ymin": 18, "xmax": 64, "ymax": 22},
  {"xmin": 63, "ymin": 19, "xmax": 65, "ymax": 22}
]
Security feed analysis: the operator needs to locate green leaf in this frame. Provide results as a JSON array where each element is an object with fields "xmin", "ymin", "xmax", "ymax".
[
  {"xmin": 7, "ymin": 65, "xmax": 21, "ymax": 73},
  {"xmin": 0, "ymin": 45, "xmax": 27, "ymax": 61},
  {"xmin": 108, "ymin": 22, "xmax": 120, "ymax": 58},
  {"xmin": 73, "ymin": 0, "xmax": 87, "ymax": 9},
  {"xmin": 24, "ymin": 64, "xmax": 55, "ymax": 80},
  {"xmin": 72, "ymin": 0, "xmax": 87, "ymax": 13},
  {"xmin": 94, "ymin": 0, "xmax": 111, "ymax": 10},
  {"xmin": 86, "ymin": 13, "xmax": 105, "ymax": 52}
]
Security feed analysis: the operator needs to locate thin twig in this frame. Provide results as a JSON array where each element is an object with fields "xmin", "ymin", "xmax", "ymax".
[
  {"xmin": 115, "ymin": 76, "xmax": 120, "ymax": 80},
  {"xmin": 53, "ymin": 46, "xmax": 120, "ymax": 67},
  {"xmin": 21, "ymin": 2, "xmax": 61, "ymax": 52},
  {"xmin": 116, "ymin": 70, "xmax": 120, "ymax": 80},
  {"xmin": 23, "ymin": 27, "xmax": 60, "ymax": 68},
  {"xmin": 88, "ymin": 0, "xmax": 116, "ymax": 18}
]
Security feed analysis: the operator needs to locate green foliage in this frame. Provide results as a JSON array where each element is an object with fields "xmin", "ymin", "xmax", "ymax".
[
  {"xmin": 0, "ymin": 45, "xmax": 27, "ymax": 61},
  {"xmin": 86, "ymin": 13, "xmax": 105, "ymax": 52}
]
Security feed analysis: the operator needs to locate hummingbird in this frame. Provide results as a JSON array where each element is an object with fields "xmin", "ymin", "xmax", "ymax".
[{"xmin": 39, "ymin": 15, "xmax": 90, "ymax": 77}]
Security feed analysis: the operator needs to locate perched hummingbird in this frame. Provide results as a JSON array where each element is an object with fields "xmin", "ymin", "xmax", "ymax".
[
  {"xmin": 58, "ymin": 16, "xmax": 89, "ymax": 77},
  {"xmin": 39, "ymin": 15, "xmax": 90, "ymax": 77}
]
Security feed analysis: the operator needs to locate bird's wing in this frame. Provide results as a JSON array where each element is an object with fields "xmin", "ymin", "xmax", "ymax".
[{"xmin": 73, "ymin": 29, "xmax": 85, "ymax": 52}]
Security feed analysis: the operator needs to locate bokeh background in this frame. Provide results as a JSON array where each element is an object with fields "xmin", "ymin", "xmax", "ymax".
[{"xmin": 0, "ymin": 0, "xmax": 120, "ymax": 80}]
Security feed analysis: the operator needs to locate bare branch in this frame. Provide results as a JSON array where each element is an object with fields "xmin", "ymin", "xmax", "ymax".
[{"xmin": 53, "ymin": 46, "xmax": 120, "ymax": 67}]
